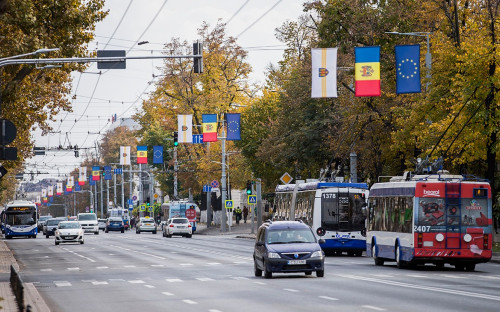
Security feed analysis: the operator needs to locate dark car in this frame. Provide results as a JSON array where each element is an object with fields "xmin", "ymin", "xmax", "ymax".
[
  {"xmin": 105, "ymin": 217, "xmax": 125, "ymax": 233},
  {"xmin": 43, "ymin": 217, "xmax": 67, "ymax": 238},
  {"xmin": 253, "ymin": 220, "xmax": 325, "ymax": 278}
]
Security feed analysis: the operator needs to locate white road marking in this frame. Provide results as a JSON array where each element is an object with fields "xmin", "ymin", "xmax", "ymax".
[
  {"xmin": 318, "ymin": 296, "xmax": 339, "ymax": 301},
  {"xmin": 144, "ymin": 285, "xmax": 155, "ymax": 288},
  {"xmin": 362, "ymin": 305, "xmax": 386, "ymax": 311},
  {"xmin": 124, "ymin": 265, "xmax": 136, "ymax": 268},
  {"xmin": 162, "ymin": 292, "xmax": 174, "ymax": 296},
  {"xmin": 440, "ymin": 274, "xmax": 466, "ymax": 279},
  {"xmin": 196, "ymin": 278, "xmax": 215, "ymax": 282},
  {"xmin": 67, "ymin": 267, "xmax": 79, "ymax": 271},
  {"xmin": 180, "ymin": 263, "xmax": 193, "ymax": 266},
  {"xmin": 231, "ymin": 277, "xmax": 249, "ymax": 280},
  {"xmin": 97, "ymin": 266, "xmax": 109, "ymax": 269},
  {"xmin": 54, "ymin": 281, "xmax": 72, "ymax": 287},
  {"xmin": 128, "ymin": 280, "xmax": 145, "ymax": 284},
  {"xmin": 207, "ymin": 262, "xmax": 221, "ymax": 265},
  {"xmin": 40, "ymin": 269, "xmax": 52, "ymax": 272},
  {"xmin": 406, "ymin": 274, "xmax": 427, "ymax": 278},
  {"xmin": 183, "ymin": 299, "xmax": 197, "ymax": 305},
  {"xmin": 92, "ymin": 281, "xmax": 108, "ymax": 285},
  {"xmin": 151, "ymin": 264, "xmax": 164, "ymax": 267},
  {"xmin": 254, "ymin": 282, "xmax": 266, "ymax": 285},
  {"xmin": 208, "ymin": 310, "xmax": 223, "ymax": 312},
  {"xmin": 284, "ymin": 288, "xmax": 299, "ymax": 292},
  {"xmin": 166, "ymin": 278, "xmax": 183, "ymax": 283}
]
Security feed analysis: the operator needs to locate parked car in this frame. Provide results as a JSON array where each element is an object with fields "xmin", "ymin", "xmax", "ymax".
[
  {"xmin": 163, "ymin": 218, "xmax": 192, "ymax": 238},
  {"xmin": 136, "ymin": 217, "xmax": 157, "ymax": 234},
  {"xmin": 43, "ymin": 217, "xmax": 67, "ymax": 238},
  {"xmin": 105, "ymin": 217, "xmax": 125, "ymax": 233},
  {"xmin": 253, "ymin": 220, "xmax": 325, "ymax": 278},
  {"xmin": 55, "ymin": 221, "xmax": 85, "ymax": 245},
  {"xmin": 98, "ymin": 219, "xmax": 107, "ymax": 231}
]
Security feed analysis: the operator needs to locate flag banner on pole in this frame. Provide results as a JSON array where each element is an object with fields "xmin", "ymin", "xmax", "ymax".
[
  {"xmin": 79, "ymin": 167, "xmax": 87, "ymax": 185},
  {"xmin": 137, "ymin": 145, "xmax": 148, "ymax": 164},
  {"xmin": 36, "ymin": 196, "xmax": 41, "ymax": 205},
  {"xmin": 43, "ymin": 196, "xmax": 48, "ymax": 203},
  {"xmin": 66, "ymin": 176, "xmax": 73, "ymax": 192},
  {"xmin": 75, "ymin": 184, "xmax": 81, "ymax": 192},
  {"xmin": 153, "ymin": 146, "xmax": 163, "ymax": 164},
  {"xmin": 202, "ymin": 114, "xmax": 218, "ymax": 142},
  {"xmin": 56, "ymin": 182, "xmax": 63, "ymax": 195},
  {"xmin": 395, "ymin": 44, "xmax": 421, "ymax": 94},
  {"xmin": 355, "ymin": 46, "xmax": 381, "ymax": 97},
  {"xmin": 178, "ymin": 114, "xmax": 193, "ymax": 143},
  {"xmin": 48, "ymin": 185, "xmax": 53, "ymax": 197},
  {"xmin": 104, "ymin": 166, "xmax": 112, "ymax": 180},
  {"xmin": 120, "ymin": 146, "xmax": 131, "ymax": 165},
  {"xmin": 89, "ymin": 176, "xmax": 96, "ymax": 186},
  {"xmin": 311, "ymin": 48, "xmax": 338, "ymax": 98},
  {"xmin": 92, "ymin": 166, "xmax": 101, "ymax": 181},
  {"xmin": 42, "ymin": 188, "xmax": 47, "ymax": 198},
  {"xmin": 226, "ymin": 113, "xmax": 241, "ymax": 140}
]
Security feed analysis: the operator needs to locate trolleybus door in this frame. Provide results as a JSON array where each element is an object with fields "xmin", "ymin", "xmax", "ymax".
[{"xmin": 444, "ymin": 182, "xmax": 462, "ymax": 249}]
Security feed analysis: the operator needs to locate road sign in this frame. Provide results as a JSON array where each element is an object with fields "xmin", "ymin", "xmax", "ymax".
[
  {"xmin": 185, "ymin": 208, "xmax": 196, "ymax": 221},
  {"xmin": 128, "ymin": 205, "xmax": 133, "ymax": 211},
  {"xmin": 140, "ymin": 204, "xmax": 146, "ymax": 211},
  {"xmin": 280, "ymin": 172, "xmax": 293, "ymax": 184},
  {"xmin": 132, "ymin": 195, "xmax": 137, "ymax": 201},
  {"xmin": 203, "ymin": 184, "xmax": 212, "ymax": 193},
  {"xmin": 147, "ymin": 205, "xmax": 153, "ymax": 212},
  {"xmin": 193, "ymin": 134, "xmax": 203, "ymax": 144},
  {"xmin": 114, "ymin": 168, "xmax": 123, "ymax": 174},
  {"xmin": 224, "ymin": 200, "xmax": 233, "ymax": 209},
  {"xmin": 0, "ymin": 119, "xmax": 17, "ymax": 144},
  {"xmin": 248, "ymin": 195, "xmax": 257, "ymax": 205},
  {"xmin": 153, "ymin": 193, "xmax": 159, "ymax": 199},
  {"xmin": 211, "ymin": 180, "xmax": 219, "ymax": 188}
]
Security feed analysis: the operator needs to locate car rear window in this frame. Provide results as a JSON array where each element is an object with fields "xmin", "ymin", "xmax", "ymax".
[
  {"xmin": 173, "ymin": 218, "xmax": 189, "ymax": 224},
  {"xmin": 47, "ymin": 220, "xmax": 62, "ymax": 226}
]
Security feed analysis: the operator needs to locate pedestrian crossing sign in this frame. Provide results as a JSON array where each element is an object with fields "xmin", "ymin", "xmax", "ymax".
[
  {"xmin": 140, "ymin": 204, "xmax": 146, "ymax": 211},
  {"xmin": 248, "ymin": 195, "xmax": 257, "ymax": 205},
  {"xmin": 225, "ymin": 200, "xmax": 234, "ymax": 209}
]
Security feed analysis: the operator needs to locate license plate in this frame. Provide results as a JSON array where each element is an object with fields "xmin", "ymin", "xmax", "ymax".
[
  {"xmin": 64, "ymin": 236, "xmax": 73, "ymax": 239},
  {"xmin": 287, "ymin": 260, "xmax": 306, "ymax": 265}
]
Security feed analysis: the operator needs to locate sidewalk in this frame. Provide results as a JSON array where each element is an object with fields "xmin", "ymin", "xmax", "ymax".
[
  {"xmin": 196, "ymin": 220, "xmax": 257, "ymax": 239},
  {"xmin": 0, "ymin": 237, "xmax": 50, "ymax": 312}
]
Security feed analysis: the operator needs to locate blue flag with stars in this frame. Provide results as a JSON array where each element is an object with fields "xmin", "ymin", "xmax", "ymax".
[
  {"xmin": 226, "ymin": 113, "xmax": 241, "ymax": 140},
  {"xmin": 153, "ymin": 146, "xmax": 163, "ymax": 164},
  {"xmin": 396, "ymin": 44, "xmax": 421, "ymax": 94}
]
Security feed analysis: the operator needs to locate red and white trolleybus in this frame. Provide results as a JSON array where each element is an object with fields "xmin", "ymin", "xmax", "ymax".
[{"xmin": 366, "ymin": 171, "xmax": 492, "ymax": 271}]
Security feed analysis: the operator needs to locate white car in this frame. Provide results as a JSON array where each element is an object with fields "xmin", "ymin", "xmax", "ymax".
[
  {"xmin": 136, "ymin": 217, "xmax": 157, "ymax": 234},
  {"xmin": 55, "ymin": 221, "xmax": 84, "ymax": 245},
  {"xmin": 98, "ymin": 218, "xmax": 107, "ymax": 231},
  {"xmin": 163, "ymin": 217, "xmax": 192, "ymax": 238},
  {"xmin": 77, "ymin": 213, "xmax": 99, "ymax": 234}
]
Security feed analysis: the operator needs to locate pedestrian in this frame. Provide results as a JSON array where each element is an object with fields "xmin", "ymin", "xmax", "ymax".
[
  {"xmin": 243, "ymin": 206, "xmax": 248, "ymax": 223},
  {"xmin": 235, "ymin": 206, "xmax": 242, "ymax": 225},
  {"xmin": 130, "ymin": 216, "xmax": 136, "ymax": 229}
]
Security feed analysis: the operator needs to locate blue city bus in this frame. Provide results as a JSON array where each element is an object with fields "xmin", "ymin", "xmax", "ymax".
[
  {"xmin": 274, "ymin": 181, "xmax": 369, "ymax": 256},
  {"xmin": 2, "ymin": 200, "xmax": 38, "ymax": 239}
]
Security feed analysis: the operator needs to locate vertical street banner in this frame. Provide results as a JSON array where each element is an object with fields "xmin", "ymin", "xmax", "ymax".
[
  {"xmin": 104, "ymin": 166, "xmax": 112, "ymax": 180},
  {"xmin": 41, "ymin": 188, "xmax": 47, "ymax": 198},
  {"xmin": 120, "ymin": 146, "xmax": 131, "ymax": 165},
  {"xmin": 395, "ymin": 44, "xmax": 421, "ymax": 94},
  {"xmin": 355, "ymin": 46, "xmax": 381, "ymax": 97},
  {"xmin": 226, "ymin": 113, "xmax": 241, "ymax": 140},
  {"xmin": 56, "ymin": 182, "xmax": 63, "ymax": 195},
  {"xmin": 47, "ymin": 185, "xmax": 53, "ymax": 197},
  {"xmin": 137, "ymin": 145, "xmax": 148, "ymax": 164},
  {"xmin": 36, "ymin": 196, "xmax": 41, "ymax": 205},
  {"xmin": 178, "ymin": 114, "xmax": 193, "ymax": 143},
  {"xmin": 79, "ymin": 167, "xmax": 87, "ymax": 185},
  {"xmin": 153, "ymin": 146, "xmax": 163, "ymax": 164},
  {"xmin": 311, "ymin": 48, "xmax": 338, "ymax": 98},
  {"xmin": 89, "ymin": 176, "xmax": 96, "ymax": 186},
  {"xmin": 202, "ymin": 114, "xmax": 218, "ymax": 142},
  {"xmin": 92, "ymin": 166, "xmax": 101, "ymax": 181},
  {"xmin": 66, "ymin": 176, "xmax": 74, "ymax": 192}
]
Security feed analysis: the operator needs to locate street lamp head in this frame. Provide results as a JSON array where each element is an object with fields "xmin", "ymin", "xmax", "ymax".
[
  {"xmin": 138, "ymin": 41, "xmax": 149, "ymax": 46},
  {"xmin": 34, "ymin": 48, "xmax": 60, "ymax": 54}
]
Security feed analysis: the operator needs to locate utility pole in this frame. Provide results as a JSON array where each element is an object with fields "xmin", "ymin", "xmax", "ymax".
[
  {"xmin": 174, "ymin": 146, "xmax": 178, "ymax": 199},
  {"xmin": 221, "ymin": 114, "xmax": 227, "ymax": 232}
]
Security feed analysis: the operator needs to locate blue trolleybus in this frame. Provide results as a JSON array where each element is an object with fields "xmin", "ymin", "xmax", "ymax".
[
  {"xmin": 274, "ymin": 181, "xmax": 369, "ymax": 256},
  {"xmin": 1, "ymin": 200, "xmax": 38, "ymax": 239}
]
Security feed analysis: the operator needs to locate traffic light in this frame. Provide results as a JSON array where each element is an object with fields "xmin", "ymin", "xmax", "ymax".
[
  {"xmin": 173, "ymin": 131, "xmax": 178, "ymax": 147},
  {"xmin": 246, "ymin": 180, "xmax": 252, "ymax": 195},
  {"xmin": 193, "ymin": 42, "xmax": 203, "ymax": 73},
  {"xmin": 74, "ymin": 145, "xmax": 79, "ymax": 157}
]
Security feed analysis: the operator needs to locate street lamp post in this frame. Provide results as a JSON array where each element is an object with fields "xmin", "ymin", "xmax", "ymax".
[{"xmin": 386, "ymin": 31, "xmax": 432, "ymax": 90}]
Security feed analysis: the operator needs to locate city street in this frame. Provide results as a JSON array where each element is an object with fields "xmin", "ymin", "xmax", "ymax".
[{"xmin": 4, "ymin": 231, "xmax": 500, "ymax": 312}]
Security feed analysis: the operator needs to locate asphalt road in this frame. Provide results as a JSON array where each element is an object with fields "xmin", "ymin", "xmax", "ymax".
[{"xmin": 5, "ymin": 230, "xmax": 500, "ymax": 312}]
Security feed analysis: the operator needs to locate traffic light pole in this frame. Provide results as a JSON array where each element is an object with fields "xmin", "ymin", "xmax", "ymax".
[
  {"xmin": 174, "ymin": 145, "xmax": 178, "ymax": 199},
  {"xmin": 221, "ymin": 116, "xmax": 227, "ymax": 233}
]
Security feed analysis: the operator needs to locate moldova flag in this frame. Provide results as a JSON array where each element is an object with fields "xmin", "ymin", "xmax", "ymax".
[
  {"xmin": 137, "ymin": 145, "xmax": 147, "ymax": 164},
  {"xmin": 355, "ymin": 46, "xmax": 381, "ymax": 97},
  {"xmin": 202, "ymin": 114, "xmax": 218, "ymax": 142},
  {"xmin": 92, "ymin": 166, "xmax": 100, "ymax": 181}
]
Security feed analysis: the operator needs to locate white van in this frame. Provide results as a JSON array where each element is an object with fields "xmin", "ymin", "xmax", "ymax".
[{"xmin": 77, "ymin": 213, "xmax": 99, "ymax": 234}]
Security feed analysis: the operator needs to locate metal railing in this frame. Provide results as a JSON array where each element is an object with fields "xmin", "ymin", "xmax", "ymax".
[{"xmin": 10, "ymin": 264, "xmax": 31, "ymax": 312}]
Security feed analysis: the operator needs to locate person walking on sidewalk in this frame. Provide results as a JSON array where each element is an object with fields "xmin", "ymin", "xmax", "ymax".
[
  {"xmin": 243, "ymin": 206, "xmax": 248, "ymax": 223},
  {"xmin": 235, "ymin": 207, "xmax": 242, "ymax": 224}
]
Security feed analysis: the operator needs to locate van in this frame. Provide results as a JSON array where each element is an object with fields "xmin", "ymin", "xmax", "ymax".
[{"xmin": 77, "ymin": 213, "xmax": 99, "ymax": 234}]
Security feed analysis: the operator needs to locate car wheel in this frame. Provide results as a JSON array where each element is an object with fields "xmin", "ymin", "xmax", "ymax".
[
  {"xmin": 316, "ymin": 270, "xmax": 325, "ymax": 277},
  {"xmin": 95, "ymin": 231, "xmax": 99, "ymax": 235},
  {"xmin": 46, "ymin": 235, "xmax": 49, "ymax": 238},
  {"xmin": 187, "ymin": 234, "xmax": 192, "ymax": 238},
  {"xmin": 264, "ymin": 261, "xmax": 272, "ymax": 279},
  {"xmin": 136, "ymin": 230, "xmax": 140, "ymax": 234},
  {"xmin": 305, "ymin": 271, "xmax": 312, "ymax": 276},
  {"xmin": 105, "ymin": 229, "xmax": 108, "ymax": 233},
  {"xmin": 55, "ymin": 242, "xmax": 59, "ymax": 245},
  {"xmin": 162, "ymin": 231, "xmax": 166, "ymax": 237},
  {"xmin": 254, "ymin": 260, "xmax": 262, "ymax": 277},
  {"xmin": 153, "ymin": 231, "xmax": 157, "ymax": 234},
  {"xmin": 80, "ymin": 240, "xmax": 84, "ymax": 245}
]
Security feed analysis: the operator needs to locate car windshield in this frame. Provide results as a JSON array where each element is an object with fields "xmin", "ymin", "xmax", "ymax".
[
  {"xmin": 267, "ymin": 229, "xmax": 316, "ymax": 244},
  {"xmin": 39, "ymin": 216, "xmax": 51, "ymax": 221},
  {"xmin": 141, "ymin": 219, "xmax": 153, "ymax": 223},
  {"xmin": 78, "ymin": 214, "xmax": 96, "ymax": 221},
  {"xmin": 47, "ymin": 219, "xmax": 63, "ymax": 226},
  {"xmin": 59, "ymin": 222, "xmax": 80, "ymax": 229},
  {"xmin": 172, "ymin": 218, "xmax": 189, "ymax": 224}
]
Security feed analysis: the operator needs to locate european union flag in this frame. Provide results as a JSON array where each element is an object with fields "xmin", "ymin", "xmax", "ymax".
[
  {"xmin": 153, "ymin": 146, "xmax": 163, "ymax": 164},
  {"xmin": 226, "ymin": 113, "xmax": 241, "ymax": 141},
  {"xmin": 396, "ymin": 44, "xmax": 421, "ymax": 94}
]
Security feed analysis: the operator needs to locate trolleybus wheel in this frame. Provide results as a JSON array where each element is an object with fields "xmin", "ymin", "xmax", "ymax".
[
  {"xmin": 372, "ymin": 244, "xmax": 384, "ymax": 266},
  {"xmin": 465, "ymin": 263, "xmax": 476, "ymax": 272},
  {"xmin": 396, "ymin": 245, "xmax": 405, "ymax": 269}
]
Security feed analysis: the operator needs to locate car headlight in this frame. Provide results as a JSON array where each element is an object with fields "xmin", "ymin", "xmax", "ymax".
[
  {"xmin": 311, "ymin": 251, "xmax": 324, "ymax": 258},
  {"xmin": 268, "ymin": 252, "xmax": 281, "ymax": 259}
]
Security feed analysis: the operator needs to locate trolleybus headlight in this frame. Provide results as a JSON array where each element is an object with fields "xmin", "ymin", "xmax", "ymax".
[
  {"xmin": 435, "ymin": 233, "xmax": 444, "ymax": 242},
  {"xmin": 463, "ymin": 234, "xmax": 472, "ymax": 243}
]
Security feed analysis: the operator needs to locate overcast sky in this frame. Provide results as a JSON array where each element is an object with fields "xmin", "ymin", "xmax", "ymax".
[{"xmin": 25, "ymin": 0, "xmax": 306, "ymax": 180}]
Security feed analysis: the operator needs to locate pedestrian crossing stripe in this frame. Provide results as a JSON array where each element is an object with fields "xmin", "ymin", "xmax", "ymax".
[{"xmin": 248, "ymin": 195, "xmax": 257, "ymax": 204}]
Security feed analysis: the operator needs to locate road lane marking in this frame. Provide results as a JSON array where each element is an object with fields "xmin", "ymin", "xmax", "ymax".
[
  {"xmin": 207, "ymin": 263, "xmax": 221, "ymax": 265},
  {"xmin": 151, "ymin": 264, "xmax": 165, "ymax": 267},
  {"xmin": 97, "ymin": 266, "xmax": 109, "ymax": 269},
  {"xmin": 406, "ymin": 274, "xmax": 427, "ymax": 278},
  {"xmin": 362, "ymin": 305, "xmax": 386, "ymax": 311},
  {"xmin": 197, "ymin": 278, "xmax": 215, "ymax": 282},
  {"xmin": 183, "ymin": 299, "xmax": 197, "ymax": 305},
  {"xmin": 162, "ymin": 292, "xmax": 174, "ymax": 296},
  {"xmin": 284, "ymin": 288, "xmax": 299, "ymax": 292},
  {"xmin": 40, "ymin": 269, "xmax": 52, "ymax": 272},
  {"xmin": 54, "ymin": 281, "xmax": 71, "ymax": 287},
  {"xmin": 318, "ymin": 296, "xmax": 339, "ymax": 301},
  {"xmin": 67, "ymin": 267, "xmax": 80, "ymax": 271},
  {"xmin": 166, "ymin": 278, "xmax": 183, "ymax": 282},
  {"xmin": 254, "ymin": 282, "xmax": 266, "ymax": 285},
  {"xmin": 339, "ymin": 274, "xmax": 500, "ymax": 302},
  {"xmin": 144, "ymin": 285, "xmax": 155, "ymax": 288},
  {"xmin": 180, "ymin": 263, "xmax": 193, "ymax": 266},
  {"xmin": 128, "ymin": 280, "xmax": 145, "ymax": 284},
  {"xmin": 92, "ymin": 281, "xmax": 108, "ymax": 285}
]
